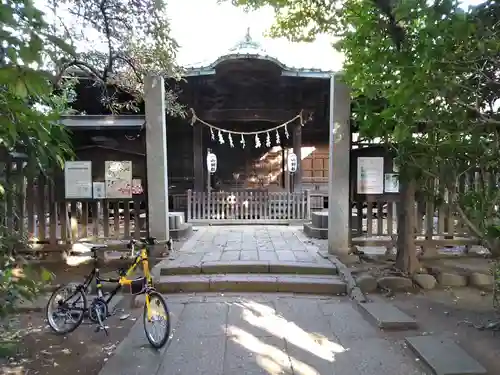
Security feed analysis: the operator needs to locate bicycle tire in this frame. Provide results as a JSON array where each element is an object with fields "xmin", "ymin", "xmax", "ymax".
[
  {"xmin": 143, "ymin": 291, "xmax": 170, "ymax": 349},
  {"xmin": 46, "ymin": 283, "xmax": 87, "ymax": 335}
]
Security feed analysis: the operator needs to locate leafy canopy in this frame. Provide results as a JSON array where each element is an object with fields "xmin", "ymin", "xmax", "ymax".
[
  {"xmin": 46, "ymin": 0, "xmax": 184, "ymax": 115},
  {"xmin": 225, "ymin": 0, "xmax": 500, "ymax": 257}
]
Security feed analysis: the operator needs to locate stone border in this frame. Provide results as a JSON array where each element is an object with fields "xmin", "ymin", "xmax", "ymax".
[
  {"xmin": 317, "ymin": 250, "xmax": 368, "ymax": 303},
  {"xmin": 160, "ymin": 260, "xmax": 337, "ymax": 276}
]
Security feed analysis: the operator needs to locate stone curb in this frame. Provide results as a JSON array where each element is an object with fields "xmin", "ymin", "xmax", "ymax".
[
  {"xmin": 131, "ymin": 274, "xmax": 347, "ymax": 307},
  {"xmin": 317, "ymin": 250, "xmax": 368, "ymax": 303},
  {"xmin": 160, "ymin": 261, "xmax": 338, "ymax": 276}
]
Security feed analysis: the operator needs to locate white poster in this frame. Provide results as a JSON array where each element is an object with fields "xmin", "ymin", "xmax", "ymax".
[
  {"xmin": 357, "ymin": 157, "xmax": 384, "ymax": 194},
  {"xmin": 105, "ymin": 161, "xmax": 132, "ymax": 198},
  {"xmin": 65, "ymin": 161, "xmax": 92, "ymax": 199},
  {"xmin": 384, "ymin": 173, "xmax": 399, "ymax": 193},
  {"xmin": 93, "ymin": 182, "xmax": 106, "ymax": 199}
]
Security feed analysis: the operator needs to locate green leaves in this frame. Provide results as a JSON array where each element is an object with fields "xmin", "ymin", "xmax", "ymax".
[{"xmin": 0, "ymin": 1, "xmax": 75, "ymax": 334}]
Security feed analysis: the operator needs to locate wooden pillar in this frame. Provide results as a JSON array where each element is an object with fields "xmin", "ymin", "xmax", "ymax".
[
  {"xmin": 293, "ymin": 122, "xmax": 302, "ymax": 191},
  {"xmin": 328, "ymin": 74, "xmax": 351, "ymax": 255},
  {"xmin": 281, "ymin": 146, "xmax": 286, "ymax": 189},
  {"xmin": 193, "ymin": 123, "xmax": 204, "ymax": 191},
  {"xmin": 145, "ymin": 75, "xmax": 169, "ymax": 241}
]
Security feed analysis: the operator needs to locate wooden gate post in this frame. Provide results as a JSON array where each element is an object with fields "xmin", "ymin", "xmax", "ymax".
[{"xmin": 187, "ymin": 189, "xmax": 192, "ymax": 221}]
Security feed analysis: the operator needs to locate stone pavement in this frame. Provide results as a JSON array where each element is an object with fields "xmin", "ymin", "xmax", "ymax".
[
  {"xmin": 167, "ymin": 226, "xmax": 329, "ymax": 264},
  {"xmin": 99, "ymin": 293, "xmax": 431, "ymax": 375},
  {"xmin": 153, "ymin": 226, "xmax": 347, "ymax": 294}
]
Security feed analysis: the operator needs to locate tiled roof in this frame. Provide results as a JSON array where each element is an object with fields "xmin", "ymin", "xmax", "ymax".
[{"xmin": 183, "ymin": 28, "xmax": 333, "ymax": 78}]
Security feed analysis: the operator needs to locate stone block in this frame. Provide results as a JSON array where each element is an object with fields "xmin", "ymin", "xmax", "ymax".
[
  {"xmin": 311, "ymin": 211, "xmax": 329, "ymax": 229},
  {"xmin": 406, "ymin": 335, "xmax": 487, "ymax": 375},
  {"xmin": 160, "ymin": 264, "xmax": 201, "ymax": 276},
  {"xmin": 155, "ymin": 275, "xmax": 210, "ymax": 293},
  {"xmin": 303, "ymin": 222, "xmax": 328, "ymax": 239},
  {"xmin": 356, "ymin": 273, "xmax": 378, "ymax": 293},
  {"xmin": 169, "ymin": 223, "xmax": 193, "ymax": 240},
  {"xmin": 276, "ymin": 275, "xmax": 347, "ymax": 295},
  {"xmin": 437, "ymin": 272, "xmax": 468, "ymax": 287},
  {"xmin": 413, "ymin": 273, "xmax": 437, "ymax": 290},
  {"xmin": 268, "ymin": 261, "xmax": 337, "ymax": 275},
  {"xmin": 377, "ymin": 275, "xmax": 414, "ymax": 292},
  {"xmin": 209, "ymin": 274, "xmax": 278, "ymax": 292},
  {"xmin": 201, "ymin": 260, "xmax": 269, "ymax": 274},
  {"xmin": 358, "ymin": 302, "xmax": 418, "ymax": 330},
  {"xmin": 469, "ymin": 272, "xmax": 494, "ymax": 290}
]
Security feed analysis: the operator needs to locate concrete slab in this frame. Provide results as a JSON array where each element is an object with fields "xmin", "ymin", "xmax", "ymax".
[
  {"xmin": 160, "ymin": 264, "xmax": 201, "ymax": 275},
  {"xmin": 100, "ymin": 294, "xmax": 437, "ymax": 375},
  {"xmin": 201, "ymin": 260, "xmax": 269, "ymax": 274},
  {"xmin": 209, "ymin": 274, "xmax": 279, "ymax": 293},
  {"xmin": 358, "ymin": 302, "xmax": 418, "ymax": 330},
  {"xmin": 156, "ymin": 274, "xmax": 347, "ymax": 295},
  {"xmin": 276, "ymin": 275, "xmax": 347, "ymax": 295},
  {"xmin": 405, "ymin": 336, "xmax": 487, "ymax": 375},
  {"xmin": 269, "ymin": 261, "xmax": 337, "ymax": 275}
]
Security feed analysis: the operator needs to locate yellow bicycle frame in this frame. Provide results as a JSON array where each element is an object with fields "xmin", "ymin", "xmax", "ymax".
[{"xmin": 117, "ymin": 248, "xmax": 154, "ymax": 319}]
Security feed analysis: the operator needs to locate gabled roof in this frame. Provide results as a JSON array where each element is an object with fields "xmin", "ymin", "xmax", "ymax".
[{"xmin": 183, "ymin": 28, "xmax": 332, "ymax": 79}]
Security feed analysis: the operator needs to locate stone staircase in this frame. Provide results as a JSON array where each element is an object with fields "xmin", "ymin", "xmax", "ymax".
[{"xmin": 154, "ymin": 260, "xmax": 347, "ymax": 295}]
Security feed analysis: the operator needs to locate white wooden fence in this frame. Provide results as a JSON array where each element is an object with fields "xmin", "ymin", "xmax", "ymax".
[{"xmin": 186, "ymin": 189, "xmax": 311, "ymax": 224}]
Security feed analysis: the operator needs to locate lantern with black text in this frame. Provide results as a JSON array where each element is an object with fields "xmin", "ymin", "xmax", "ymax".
[
  {"xmin": 206, "ymin": 152, "xmax": 217, "ymax": 174},
  {"xmin": 287, "ymin": 152, "xmax": 298, "ymax": 173}
]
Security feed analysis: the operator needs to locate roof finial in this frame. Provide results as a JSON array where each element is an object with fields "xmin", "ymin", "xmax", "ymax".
[{"xmin": 245, "ymin": 27, "xmax": 251, "ymax": 42}]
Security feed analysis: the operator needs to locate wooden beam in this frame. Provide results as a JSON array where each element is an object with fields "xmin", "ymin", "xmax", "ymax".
[{"xmin": 198, "ymin": 109, "xmax": 308, "ymax": 123}]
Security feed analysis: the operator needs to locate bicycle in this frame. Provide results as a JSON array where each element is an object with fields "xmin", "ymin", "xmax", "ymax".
[{"xmin": 46, "ymin": 237, "xmax": 171, "ymax": 349}]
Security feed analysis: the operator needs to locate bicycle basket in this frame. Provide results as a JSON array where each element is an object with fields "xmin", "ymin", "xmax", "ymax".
[{"xmin": 129, "ymin": 277, "xmax": 147, "ymax": 295}]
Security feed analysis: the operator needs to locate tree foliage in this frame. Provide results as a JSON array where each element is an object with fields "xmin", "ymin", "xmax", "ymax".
[
  {"xmin": 46, "ymin": 0, "xmax": 184, "ymax": 115},
  {"xmin": 0, "ymin": 0, "xmax": 76, "ymax": 353},
  {"xmin": 227, "ymin": 0, "xmax": 500, "ymax": 264}
]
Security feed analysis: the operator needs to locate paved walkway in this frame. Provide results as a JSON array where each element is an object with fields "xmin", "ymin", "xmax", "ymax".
[
  {"xmin": 99, "ymin": 293, "xmax": 430, "ymax": 375},
  {"xmin": 152, "ymin": 226, "xmax": 345, "ymax": 294},
  {"xmin": 165, "ymin": 226, "xmax": 330, "ymax": 267}
]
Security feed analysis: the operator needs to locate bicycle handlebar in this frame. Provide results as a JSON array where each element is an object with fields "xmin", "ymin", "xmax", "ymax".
[{"xmin": 126, "ymin": 237, "xmax": 156, "ymax": 249}]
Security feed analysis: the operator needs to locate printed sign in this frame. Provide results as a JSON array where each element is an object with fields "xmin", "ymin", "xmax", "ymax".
[
  {"xmin": 93, "ymin": 181, "xmax": 106, "ymax": 199},
  {"xmin": 65, "ymin": 161, "xmax": 92, "ymax": 199},
  {"xmin": 105, "ymin": 161, "xmax": 132, "ymax": 198},
  {"xmin": 357, "ymin": 157, "xmax": 384, "ymax": 194},
  {"xmin": 384, "ymin": 173, "xmax": 399, "ymax": 193}
]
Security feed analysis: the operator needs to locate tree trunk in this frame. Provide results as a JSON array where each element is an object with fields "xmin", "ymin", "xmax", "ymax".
[{"xmin": 396, "ymin": 178, "xmax": 420, "ymax": 274}]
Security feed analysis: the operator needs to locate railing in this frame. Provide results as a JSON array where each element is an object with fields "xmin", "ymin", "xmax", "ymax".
[
  {"xmin": 0, "ymin": 160, "xmax": 149, "ymax": 251},
  {"xmin": 28, "ymin": 198, "xmax": 148, "ymax": 245},
  {"xmin": 186, "ymin": 189, "xmax": 311, "ymax": 224},
  {"xmin": 308, "ymin": 191, "xmax": 479, "ymax": 253}
]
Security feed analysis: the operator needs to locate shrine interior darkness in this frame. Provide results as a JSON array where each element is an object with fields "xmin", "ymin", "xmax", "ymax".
[{"xmin": 68, "ymin": 58, "xmax": 355, "ymax": 192}]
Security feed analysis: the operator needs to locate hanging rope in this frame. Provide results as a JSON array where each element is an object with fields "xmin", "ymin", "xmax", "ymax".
[
  {"xmin": 189, "ymin": 108, "xmax": 306, "ymax": 148},
  {"xmin": 189, "ymin": 108, "xmax": 304, "ymax": 135}
]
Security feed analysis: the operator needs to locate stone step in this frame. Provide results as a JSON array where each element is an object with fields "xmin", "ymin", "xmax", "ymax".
[
  {"xmin": 154, "ymin": 274, "xmax": 347, "ymax": 295},
  {"xmin": 160, "ymin": 261, "xmax": 338, "ymax": 276},
  {"xmin": 405, "ymin": 335, "xmax": 487, "ymax": 375},
  {"xmin": 357, "ymin": 302, "xmax": 418, "ymax": 330},
  {"xmin": 303, "ymin": 222, "xmax": 328, "ymax": 239}
]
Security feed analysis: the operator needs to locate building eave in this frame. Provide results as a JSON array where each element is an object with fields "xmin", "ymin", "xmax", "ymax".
[{"xmin": 61, "ymin": 115, "xmax": 145, "ymax": 129}]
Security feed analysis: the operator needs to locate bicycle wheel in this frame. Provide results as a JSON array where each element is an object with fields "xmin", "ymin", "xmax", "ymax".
[
  {"xmin": 46, "ymin": 283, "xmax": 87, "ymax": 334},
  {"xmin": 143, "ymin": 291, "xmax": 170, "ymax": 348}
]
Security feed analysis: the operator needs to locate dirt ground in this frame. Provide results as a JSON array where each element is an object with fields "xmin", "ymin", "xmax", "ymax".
[
  {"xmin": 1, "ymin": 298, "xmax": 141, "ymax": 375},
  {"xmin": 0, "ymin": 236, "xmax": 189, "ymax": 375},
  {"xmin": 388, "ymin": 288, "xmax": 500, "ymax": 374}
]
